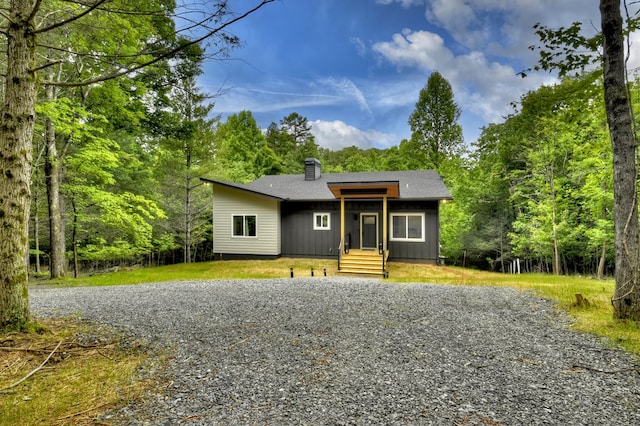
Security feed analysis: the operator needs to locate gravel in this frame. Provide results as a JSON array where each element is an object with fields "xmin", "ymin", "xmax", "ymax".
[{"xmin": 29, "ymin": 277, "xmax": 640, "ymax": 425}]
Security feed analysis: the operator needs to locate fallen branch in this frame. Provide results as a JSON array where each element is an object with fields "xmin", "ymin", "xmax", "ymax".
[
  {"xmin": 0, "ymin": 339, "xmax": 63, "ymax": 392},
  {"xmin": 227, "ymin": 335, "xmax": 252, "ymax": 350},
  {"xmin": 0, "ymin": 342, "xmax": 104, "ymax": 353},
  {"xmin": 56, "ymin": 402, "xmax": 111, "ymax": 421},
  {"xmin": 96, "ymin": 348, "xmax": 116, "ymax": 361},
  {"xmin": 0, "ymin": 346, "xmax": 54, "ymax": 353}
]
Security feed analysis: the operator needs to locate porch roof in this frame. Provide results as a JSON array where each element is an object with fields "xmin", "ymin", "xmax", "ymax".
[{"xmin": 327, "ymin": 181, "xmax": 400, "ymax": 199}]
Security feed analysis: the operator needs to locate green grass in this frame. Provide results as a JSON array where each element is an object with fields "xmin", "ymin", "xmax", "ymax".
[
  {"xmin": 34, "ymin": 258, "xmax": 339, "ymax": 288},
  {"xmin": 31, "ymin": 259, "xmax": 640, "ymax": 357}
]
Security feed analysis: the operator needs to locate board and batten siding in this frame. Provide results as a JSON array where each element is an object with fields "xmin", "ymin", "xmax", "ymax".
[
  {"xmin": 281, "ymin": 202, "xmax": 340, "ymax": 258},
  {"xmin": 387, "ymin": 200, "xmax": 440, "ymax": 263},
  {"xmin": 213, "ymin": 185, "xmax": 281, "ymax": 256}
]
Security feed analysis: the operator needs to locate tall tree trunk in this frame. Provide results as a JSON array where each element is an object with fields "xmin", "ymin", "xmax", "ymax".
[
  {"xmin": 44, "ymin": 84, "xmax": 65, "ymax": 278},
  {"xmin": 549, "ymin": 162, "xmax": 561, "ymax": 276},
  {"xmin": 597, "ymin": 204, "xmax": 608, "ymax": 280},
  {"xmin": 598, "ymin": 239, "xmax": 607, "ymax": 279},
  {"xmin": 0, "ymin": 1, "xmax": 37, "ymax": 330},
  {"xmin": 71, "ymin": 199, "xmax": 79, "ymax": 278},
  {"xmin": 185, "ymin": 150, "xmax": 192, "ymax": 263},
  {"xmin": 33, "ymin": 185, "xmax": 41, "ymax": 274},
  {"xmin": 600, "ymin": 0, "xmax": 640, "ymax": 319}
]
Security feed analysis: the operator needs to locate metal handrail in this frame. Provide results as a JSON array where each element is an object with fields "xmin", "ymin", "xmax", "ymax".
[{"xmin": 338, "ymin": 238, "xmax": 343, "ymax": 271}]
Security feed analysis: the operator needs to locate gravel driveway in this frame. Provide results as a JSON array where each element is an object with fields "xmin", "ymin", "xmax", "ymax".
[{"xmin": 30, "ymin": 277, "xmax": 640, "ymax": 425}]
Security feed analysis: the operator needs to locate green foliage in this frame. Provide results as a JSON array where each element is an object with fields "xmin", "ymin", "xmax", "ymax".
[
  {"xmin": 265, "ymin": 112, "xmax": 319, "ymax": 174},
  {"xmin": 21, "ymin": 2, "xmax": 632, "ymax": 279},
  {"xmin": 408, "ymin": 71, "xmax": 465, "ymax": 170},
  {"xmin": 215, "ymin": 110, "xmax": 277, "ymax": 182},
  {"xmin": 455, "ymin": 72, "xmax": 619, "ymax": 275}
]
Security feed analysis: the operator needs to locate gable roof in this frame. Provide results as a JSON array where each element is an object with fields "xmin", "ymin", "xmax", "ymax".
[{"xmin": 202, "ymin": 169, "xmax": 452, "ymax": 201}]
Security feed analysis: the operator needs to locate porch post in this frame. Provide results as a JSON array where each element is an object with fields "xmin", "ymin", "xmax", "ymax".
[
  {"xmin": 340, "ymin": 195, "xmax": 345, "ymax": 252},
  {"xmin": 382, "ymin": 195, "xmax": 388, "ymax": 252}
]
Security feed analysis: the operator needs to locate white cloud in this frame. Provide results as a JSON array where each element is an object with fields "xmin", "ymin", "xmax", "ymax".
[
  {"xmin": 373, "ymin": 29, "xmax": 555, "ymax": 123},
  {"xmin": 310, "ymin": 120, "xmax": 397, "ymax": 150},
  {"xmin": 350, "ymin": 36, "xmax": 367, "ymax": 57},
  {"xmin": 426, "ymin": 0, "xmax": 481, "ymax": 48},
  {"xmin": 209, "ymin": 78, "xmax": 372, "ymax": 116},
  {"xmin": 629, "ymin": 31, "xmax": 640, "ymax": 75},
  {"xmin": 376, "ymin": 0, "xmax": 425, "ymax": 7},
  {"xmin": 423, "ymin": 0, "xmax": 606, "ymax": 60},
  {"xmin": 318, "ymin": 77, "xmax": 372, "ymax": 114}
]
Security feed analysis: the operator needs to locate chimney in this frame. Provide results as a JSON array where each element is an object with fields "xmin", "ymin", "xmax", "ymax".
[{"xmin": 304, "ymin": 158, "xmax": 321, "ymax": 181}]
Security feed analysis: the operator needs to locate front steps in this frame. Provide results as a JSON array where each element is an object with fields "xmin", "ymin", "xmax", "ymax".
[{"xmin": 338, "ymin": 249, "xmax": 388, "ymax": 277}]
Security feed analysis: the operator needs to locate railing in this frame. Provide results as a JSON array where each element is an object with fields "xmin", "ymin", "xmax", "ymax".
[
  {"xmin": 379, "ymin": 242, "xmax": 390, "ymax": 278},
  {"xmin": 338, "ymin": 238, "xmax": 343, "ymax": 271}
]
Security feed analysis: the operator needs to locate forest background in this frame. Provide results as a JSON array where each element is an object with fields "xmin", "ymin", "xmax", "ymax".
[{"xmin": 21, "ymin": 3, "xmax": 639, "ymax": 281}]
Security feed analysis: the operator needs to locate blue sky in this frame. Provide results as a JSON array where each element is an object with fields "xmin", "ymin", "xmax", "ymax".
[{"xmin": 197, "ymin": 0, "xmax": 639, "ymax": 151}]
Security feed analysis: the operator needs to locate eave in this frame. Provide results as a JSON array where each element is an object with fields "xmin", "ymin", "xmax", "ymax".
[{"xmin": 327, "ymin": 181, "xmax": 400, "ymax": 199}]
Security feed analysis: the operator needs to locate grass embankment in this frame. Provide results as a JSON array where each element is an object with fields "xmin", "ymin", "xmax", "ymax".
[
  {"xmin": 0, "ymin": 318, "xmax": 153, "ymax": 425},
  {"xmin": 4, "ymin": 259, "xmax": 638, "ymax": 425}
]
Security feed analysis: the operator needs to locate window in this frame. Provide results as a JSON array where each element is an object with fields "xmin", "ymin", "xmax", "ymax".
[
  {"xmin": 232, "ymin": 215, "xmax": 257, "ymax": 237},
  {"xmin": 313, "ymin": 212, "xmax": 331, "ymax": 230},
  {"xmin": 390, "ymin": 213, "xmax": 425, "ymax": 241}
]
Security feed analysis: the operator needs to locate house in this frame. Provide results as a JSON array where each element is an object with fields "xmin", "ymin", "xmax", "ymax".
[{"xmin": 201, "ymin": 158, "xmax": 452, "ymax": 276}]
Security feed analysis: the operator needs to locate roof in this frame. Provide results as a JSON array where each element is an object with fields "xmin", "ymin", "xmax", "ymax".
[{"xmin": 202, "ymin": 170, "xmax": 452, "ymax": 201}]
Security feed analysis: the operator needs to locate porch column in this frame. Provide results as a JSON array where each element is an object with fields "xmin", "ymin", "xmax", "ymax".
[
  {"xmin": 382, "ymin": 195, "xmax": 388, "ymax": 252},
  {"xmin": 340, "ymin": 195, "xmax": 345, "ymax": 252}
]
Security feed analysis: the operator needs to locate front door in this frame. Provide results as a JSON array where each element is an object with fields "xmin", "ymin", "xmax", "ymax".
[{"xmin": 360, "ymin": 213, "xmax": 378, "ymax": 250}]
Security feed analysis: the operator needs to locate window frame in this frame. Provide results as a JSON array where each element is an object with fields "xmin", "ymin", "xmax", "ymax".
[
  {"xmin": 313, "ymin": 212, "xmax": 331, "ymax": 231},
  {"xmin": 389, "ymin": 212, "xmax": 425, "ymax": 242},
  {"xmin": 231, "ymin": 214, "xmax": 257, "ymax": 238}
]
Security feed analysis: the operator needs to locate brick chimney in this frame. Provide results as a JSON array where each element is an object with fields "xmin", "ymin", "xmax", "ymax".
[{"xmin": 305, "ymin": 158, "xmax": 321, "ymax": 181}]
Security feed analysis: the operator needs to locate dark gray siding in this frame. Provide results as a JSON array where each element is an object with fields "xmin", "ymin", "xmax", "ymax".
[
  {"xmin": 387, "ymin": 200, "xmax": 440, "ymax": 263},
  {"xmin": 281, "ymin": 199, "xmax": 440, "ymax": 263},
  {"xmin": 281, "ymin": 202, "xmax": 340, "ymax": 258}
]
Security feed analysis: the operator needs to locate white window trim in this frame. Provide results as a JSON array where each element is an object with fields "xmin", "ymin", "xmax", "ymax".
[
  {"xmin": 231, "ymin": 214, "xmax": 258, "ymax": 238},
  {"xmin": 390, "ymin": 212, "xmax": 425, "ymax": 242},
  {"xmin": 313, "ymin": 212, "xmax": 331, "ymax": 230}
]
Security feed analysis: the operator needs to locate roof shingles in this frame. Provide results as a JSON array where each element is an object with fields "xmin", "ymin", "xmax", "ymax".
[{"xmin": 203, "ymin": 170, "xmax": 452, "ymax": 201}]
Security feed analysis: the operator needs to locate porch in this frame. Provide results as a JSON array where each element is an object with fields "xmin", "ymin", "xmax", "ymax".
[{"xmin": 329, "ymin": 180, "xmax": 398, "ymax": 278}]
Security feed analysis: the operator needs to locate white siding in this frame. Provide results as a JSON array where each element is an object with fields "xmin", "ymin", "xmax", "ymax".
[{"xmin": 213, "ymin": 185, "xmax": 281, "ymax": 255}]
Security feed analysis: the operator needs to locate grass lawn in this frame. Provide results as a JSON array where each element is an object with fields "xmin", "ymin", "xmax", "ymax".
[{"xmin": 3, "ymin": 259, "xmax": 637, "ymax": 425}]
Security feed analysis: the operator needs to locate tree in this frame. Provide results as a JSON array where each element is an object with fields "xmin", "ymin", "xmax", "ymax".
[
  {"xmin": 408, "ymin": 71, "xmax": 464, "ymax": 170},
  {"xmin": 0, "ymin": 0, "xmax": 274, "ymax": 330},
  {"xmin": 265, "ymin": 112, "xmax": 318, "ymax": 174},
  {"xmin": 151, "ymin": 67, "xmax": 218, "ymax": 263},
  {"xmin": 600, "ymin": 0, "xmax": 639, "ymax": 318},
  {"xmin": 215, "ymin": 111, "xmax": 278, "ymax": 182},
  {"xmin": 528, "ymin": 0, "xmax": 640, "ymax": 318}
]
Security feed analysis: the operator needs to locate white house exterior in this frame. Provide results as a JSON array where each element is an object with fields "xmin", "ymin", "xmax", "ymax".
[{"xmin": 211, "ymin": 183, "xmax": 281, "ymax": 257}]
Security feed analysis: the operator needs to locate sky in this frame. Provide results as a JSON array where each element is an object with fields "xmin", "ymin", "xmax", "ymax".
[{"xmin": 197, "ymin": 0, "xmax": 640, "ymax": 151}]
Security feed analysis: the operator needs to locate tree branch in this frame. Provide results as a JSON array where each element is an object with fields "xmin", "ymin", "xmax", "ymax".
[
  {"xmin": 41, "ymin": 0, "xmax": 274, "ymax": 88},
  {"xmin": 27, "ymin": 0, "xmax": 44, "ymax": 22},
  {"xmin": 35, "ymin": 0, "xmax": 111, "ymax": 35},
  {"xmin": 0, "ymin": 340, "xmax": 63, "ymax": 392}
]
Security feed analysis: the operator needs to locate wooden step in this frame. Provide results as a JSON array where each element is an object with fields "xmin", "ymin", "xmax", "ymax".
[
  {"xmin": 339, "ymin": 250, "xmax": 387, "ymax": 276},
  {"xmin": 338, "ymin": 268, "xmax": 386, "ymax": 276}
]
